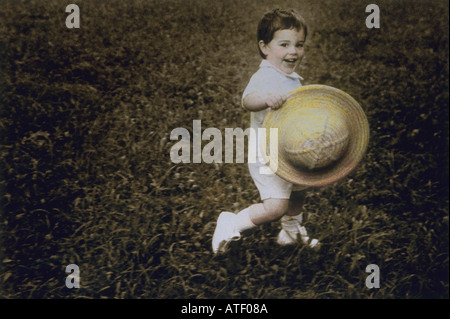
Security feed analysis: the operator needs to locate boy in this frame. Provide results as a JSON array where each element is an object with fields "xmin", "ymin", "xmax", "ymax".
[{"xmin": 212, "ymin": 8, "xmax": 319, "ymax": 254}]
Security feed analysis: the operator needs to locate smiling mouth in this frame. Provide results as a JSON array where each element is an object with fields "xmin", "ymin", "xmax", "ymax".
[{"xmin": 284, "ymin": 58, "xmax": 297, "ymax": 64}]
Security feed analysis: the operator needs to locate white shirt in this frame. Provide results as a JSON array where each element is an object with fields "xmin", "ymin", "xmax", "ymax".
[
  {"xmin": 242, "ymin": 60, "xmax": 303, "ymax": 164},
  {"xmin": 242, "ymin": 60, "xmax": 303, "ymax": 130}
]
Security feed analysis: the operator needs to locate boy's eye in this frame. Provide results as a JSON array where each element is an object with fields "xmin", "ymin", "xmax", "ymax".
[{"xmin": 296, "ymin": 43, "xmax": 304, "ymax": 48}]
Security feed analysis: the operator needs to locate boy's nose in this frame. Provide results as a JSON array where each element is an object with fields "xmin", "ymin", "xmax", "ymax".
[{"xmin": 288, "ymin": 45, "xmax": 297, "ymax": 54}]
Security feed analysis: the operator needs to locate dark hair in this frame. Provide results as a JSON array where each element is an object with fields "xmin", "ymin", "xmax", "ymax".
[{"xmin": 257, "ymin": 8, "xmax": 308, "ymax": 59}]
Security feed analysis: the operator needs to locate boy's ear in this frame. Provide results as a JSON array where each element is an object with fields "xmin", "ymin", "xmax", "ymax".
[{"xmin": 259, "ymin": 40, "xmax": 269, "ymax": 56}]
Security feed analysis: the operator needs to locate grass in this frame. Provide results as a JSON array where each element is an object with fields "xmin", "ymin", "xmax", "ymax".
[{"xmin": 0, "ymin": 0, "xmax": 448, "ymax": 299}]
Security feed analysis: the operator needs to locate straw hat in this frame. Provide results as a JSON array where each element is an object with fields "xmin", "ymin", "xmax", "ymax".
[{"xmin": 262, "ymin": 85, "xmax": 369, "ymax": 187}]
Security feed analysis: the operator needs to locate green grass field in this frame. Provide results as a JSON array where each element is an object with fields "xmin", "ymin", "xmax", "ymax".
[{"xmin": 0, "ymin": 0, "xmax": 448, "ymax": 299}]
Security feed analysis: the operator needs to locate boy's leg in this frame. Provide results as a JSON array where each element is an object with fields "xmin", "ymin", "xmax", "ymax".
[
  {"xmin": 248, "ymin": 198, "xmax": 290, "ymax": 225},
  {"xmin": 286, "ymin": 190, "xmax": 306, "ymax": 216},
  {"xmin": 278, "ymin": 190, "xmax": 320, "ymax": 248},
  {"xmin": 212, "ymin": 198, "xmax": 289, "ymax": 254}
]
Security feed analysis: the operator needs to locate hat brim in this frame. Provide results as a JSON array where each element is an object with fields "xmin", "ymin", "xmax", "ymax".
[{"xmin": 262, "ymin": 85, "xmax": 369, "ymax": 187}]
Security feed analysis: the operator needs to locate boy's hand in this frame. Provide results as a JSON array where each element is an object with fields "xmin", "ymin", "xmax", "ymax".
[{"xmin": 265, "ymin": 93, "xmax": 287, "ymax": 110}]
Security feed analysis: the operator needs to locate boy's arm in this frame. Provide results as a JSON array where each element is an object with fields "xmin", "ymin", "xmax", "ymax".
[{"xmin": 242, "ymin": 92, "xmax": 287, "ymax": 112}]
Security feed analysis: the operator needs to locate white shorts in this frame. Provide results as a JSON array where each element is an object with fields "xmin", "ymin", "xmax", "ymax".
[{"xmin": 248, "ymin": 162, "xmax": 307, "ymax": 200}]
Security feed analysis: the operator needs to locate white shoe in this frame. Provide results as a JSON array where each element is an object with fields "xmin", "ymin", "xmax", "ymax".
[
  {"xmin": 212, "ymin": 212, "xmax": 241, "ymax": 254},
  {"xmin": 277, "ymin": 214, "xmax": 320, "ymax": 249}
]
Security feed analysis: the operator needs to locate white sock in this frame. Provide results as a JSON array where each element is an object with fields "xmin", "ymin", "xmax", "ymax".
[
  {"xmin": 281, "ymin": 213, "xmax": 303, "ymax": 233},
  {"xmin": 235, "ymin": 208, "xmax": 256, "ymax": 232}
]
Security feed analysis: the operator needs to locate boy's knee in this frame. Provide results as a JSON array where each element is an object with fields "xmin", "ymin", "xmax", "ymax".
[{"xmin": 262, "ymin": 198, "xmax": 289, "ymax": 219}]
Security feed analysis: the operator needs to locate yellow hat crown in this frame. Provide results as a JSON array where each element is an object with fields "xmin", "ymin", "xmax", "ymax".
[
  {"xmin": 280, "ymin": 107, "xmax": 349, "ymax": 170},
  {"xmin": 262, "ymin": 85, "xmax": 369, "ymax": 187}
]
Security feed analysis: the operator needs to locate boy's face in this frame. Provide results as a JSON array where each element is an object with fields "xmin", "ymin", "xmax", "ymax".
[{"xmin": 259, "ymin": 28, "xmax": 305, "ymax": 74}]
